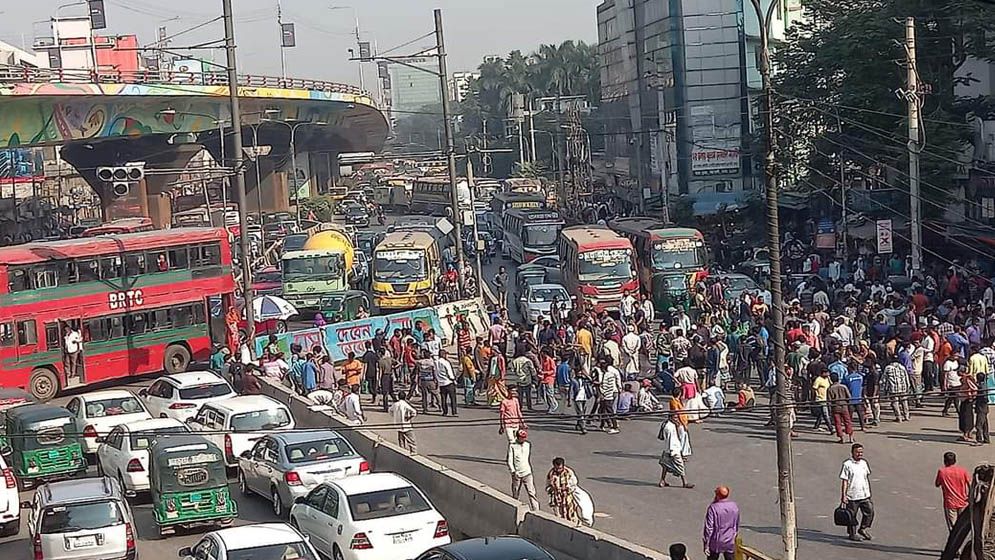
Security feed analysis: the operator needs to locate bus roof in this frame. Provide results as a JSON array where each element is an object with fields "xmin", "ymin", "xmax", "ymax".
[
  {"xmin": 492, "ymin": 191, "xmax": 545, "ymax": 203},
  {"xmin": 376, "ymin": 230, "xmax": 436, "ymax": 250},
  {"xmin": 0, "ymin": 227, "xmax": 227, "ymax": 266},
  {"xmin": 560, "ymin": 225, "xmax": 632, "ymax": 251},
  {"xmin": 609, "ymin": 218, "xmax": 703, "ymax": 241}
]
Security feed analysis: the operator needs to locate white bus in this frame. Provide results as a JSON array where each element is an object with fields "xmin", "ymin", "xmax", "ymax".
[{"xmin": 502, "ymin": 207, "xmax": 564, "ymax": 264}]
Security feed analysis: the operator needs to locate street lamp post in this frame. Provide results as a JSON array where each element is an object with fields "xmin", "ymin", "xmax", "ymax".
[
  {"xmin": 748, "ymin": 0, "xmax": 796, "ymax": 558},
  {"xmin": 263, "ymin": 119, "xmax": 327, "ymax": 229},
  {"xmin": 329, "ymin": 5, "xmax": 363, "ymax": 90}
]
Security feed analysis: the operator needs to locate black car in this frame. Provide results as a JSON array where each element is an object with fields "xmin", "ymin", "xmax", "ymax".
[
  {"xmin": 345, "ymin": 205, "xmax": 371, "ymax": 227},
  {"xmin": 415, "ymin": 537, "xmax": 554, "ymax": 560}
]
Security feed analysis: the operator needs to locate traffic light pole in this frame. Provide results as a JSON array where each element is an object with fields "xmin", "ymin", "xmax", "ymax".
[{"xmin": 222, "ymin": 0, "xmax": 256, "ymax": 359}]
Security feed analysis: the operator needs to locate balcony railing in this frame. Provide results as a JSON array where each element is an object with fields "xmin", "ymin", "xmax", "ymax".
[{"xmin": 0, "ymin": 64, "xmax": 375, "ymax": 103}]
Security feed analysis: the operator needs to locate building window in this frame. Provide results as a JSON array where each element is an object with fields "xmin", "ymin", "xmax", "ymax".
[{"xmin": 982, "ymin": 197, "xmax": 995, "ymax": 219}]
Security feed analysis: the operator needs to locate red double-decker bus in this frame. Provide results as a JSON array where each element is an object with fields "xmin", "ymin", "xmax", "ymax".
[
  {"xmin": 0, "ymin": 228, "xmax": 235, "ymax": 400},
  {"xmin": 558, "ymin": 225, "xmax": 639, "ymax": 314}
]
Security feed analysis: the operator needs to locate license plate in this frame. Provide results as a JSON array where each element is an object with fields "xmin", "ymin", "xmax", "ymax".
[
  {"xmin": 392, "ymin": 533, "xmax": 413, "ymax": 545},
  {"xmin": 72, "ymin": 535, "xmax": 98, "ymax": 548}
]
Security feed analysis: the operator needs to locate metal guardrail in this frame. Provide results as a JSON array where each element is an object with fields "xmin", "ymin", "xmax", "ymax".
[{"xmin": 0, "ymin": 64, "xmax": 374, "ymax": 101}]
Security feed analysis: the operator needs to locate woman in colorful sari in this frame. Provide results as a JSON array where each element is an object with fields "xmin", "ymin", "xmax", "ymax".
[
  {"xmin": 225, "ymin": 306, "xmax": 241, "ymax": 355},
  {"xmin": 486, "ymin": 351, "xmax": 508, "ymax": 406},
  {"xmin": 545, "ymin": 457, "xmax": 579, "ymax": 523},
  {"xmin": 667, "ymin": 389, "xmax": 693, "ymax": 460}
]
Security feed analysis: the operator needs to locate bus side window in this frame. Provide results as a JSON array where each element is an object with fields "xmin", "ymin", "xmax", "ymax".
[
  {"xmin": 0, "ymin": 323, "xmax": 13, "ymax": 346},
  {"xmin": 127, "ymin": 313, "xmax": 147, "ymax": 335},
  {"xmin": 78, "ymin": 259, "xmax": 101, "ymax": 282},
  {"xmin": 101, "ymin": 257, "xmax": 123, "ymax": 280},
  {"xmin": 44, "ymin": 323, "xmax": 61, "ymax": 349},
  {"xmin": 7, "ymin": 267, "xmax": 29, "ymax": 292},
  {"xmin": 168, "ymin": 247, "xmax": 189, "ymax": 269},
  {"xmin": 32, "ymin": 264, "xmax": 59, "ymax": 289},
  {"xmin": 193, "ymin": 304, "xmax": 207, "ymax": 325},
  {"xmin": 86, "ymin": 318, "xmax": 108, "ymax": 342},
  {"xmin": 148, "ymin": 251, "xmax": 169, "ymax": 273},
  {"xmin": 16, "ymin": 320, "xmax": 36, "ymax": 346},
  {"xmin": 125, "ymin": 253, "xmax": 146, "ymax": 277}
]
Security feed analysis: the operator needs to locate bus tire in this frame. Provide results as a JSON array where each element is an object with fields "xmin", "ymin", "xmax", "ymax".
[
  {"xmin": 163, "ymin": 344, "xmax": 192, "ymax": 374},
  {"xmin": 29, "ymin": 368, "xmax": 60, "ymax": 401}
]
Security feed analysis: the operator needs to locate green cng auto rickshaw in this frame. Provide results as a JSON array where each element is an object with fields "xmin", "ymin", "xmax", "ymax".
[
  {"xmin": 3, "ymin": 404, "xmax": 86, "ymax": 489},
  {"xmin": 0, "ymin": 388, "xmax": 37, "ymax": 453},
  {"xmin": 652, "ymin": 272, "xmax": 691, "ymax": 314},
  {"xmin": 149, "ymin": 434, "xmax": 237, "ymax": 538}
]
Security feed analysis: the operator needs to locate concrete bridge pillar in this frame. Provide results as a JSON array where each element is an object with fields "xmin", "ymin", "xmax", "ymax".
[{"xmin": 246, "ymin": 157, "xmax": 290, "ymax": 213}]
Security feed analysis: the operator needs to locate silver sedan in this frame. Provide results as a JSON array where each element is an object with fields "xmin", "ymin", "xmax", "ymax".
[{"xmin": 237, "ymin": 430, "xmax": 369, "ymax": 517}]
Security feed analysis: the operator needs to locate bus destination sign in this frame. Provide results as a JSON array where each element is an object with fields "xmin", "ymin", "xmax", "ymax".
[
  {"xmin": 654, "ymin": 238, "xmax": 701, "ymax": 252},
  {"xmin": 581, "ymin": 249, "xmax": 630, "ymax": 263}
]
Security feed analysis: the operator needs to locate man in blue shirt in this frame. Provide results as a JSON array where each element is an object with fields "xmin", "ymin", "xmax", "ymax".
[
  {"xmin": 843, "ymin": 359, "xmax": 866, "ymax": 431},
  {"xmin": 555, "ymin": 356, "xmax": 572, "ymax": 407},
  {"xmin": 299, "ymin": 353, "xmax": 318, "ymax": 394}
]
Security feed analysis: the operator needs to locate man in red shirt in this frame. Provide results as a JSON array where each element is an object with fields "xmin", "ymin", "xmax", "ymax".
[
  {"xmin": 499, "ymin": 387, "xmax": 525, "ymax": 443},
  {"xmin": 935, "ymin": 451, "xmax": 971, "ymax": 530}
]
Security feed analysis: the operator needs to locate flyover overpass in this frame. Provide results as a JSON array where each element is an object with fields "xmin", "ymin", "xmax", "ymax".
[{"xmin": 0, "ymin": 66, "xmax": 389, "ymax": 226}]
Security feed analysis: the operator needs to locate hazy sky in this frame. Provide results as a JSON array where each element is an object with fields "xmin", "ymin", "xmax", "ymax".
[{"xmin": 1, "ymin": 1, "xmax": 599, "ymax": 85}]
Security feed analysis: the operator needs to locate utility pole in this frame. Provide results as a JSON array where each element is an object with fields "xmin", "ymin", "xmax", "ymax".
[
  {"xmin": 528, "ymin": 98, "xmax": 537, "ymax": 163},
  {"xmin": 836, "ymin": 111, "xmax": 848, "ymax": 260},
  {"xmin": 222, "ymin": 0, "xmax": 256, "ymax": 358},
  {"xmin": 749, "ymin": 0, "xmax": 796, "ymax": 558},
  {"xmin": 434, "ymin": 9, "xmax": 465, "ymax": 287},
  {"xmin": 906, "ymin": 17, "xmax": 922, "ymax": 274},
  {"xmin": 465, "ymin": 159, "xmax": 483, "ymax": 298},
  {"xmin": 277, "ymin": 0, "xmax": 287, "ymax": 81},
  {"xmin": 554, "ymin": 94, "xmax": 565, "ymax": 206}
]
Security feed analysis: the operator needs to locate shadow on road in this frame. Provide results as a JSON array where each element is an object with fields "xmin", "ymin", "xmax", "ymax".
[{"xmin": 744, "ymin": 524, "xmax": 938, "ymax": 557}]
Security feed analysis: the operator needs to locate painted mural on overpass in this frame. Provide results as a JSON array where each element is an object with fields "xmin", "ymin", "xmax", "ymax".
[{"xmin": 0, "ymin": 82, "xmax": 380, "ymax": 148}]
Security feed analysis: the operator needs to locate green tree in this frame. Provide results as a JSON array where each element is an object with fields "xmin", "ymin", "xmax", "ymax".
[{"xmin": 773, "ymin": 0, "xmax": 995, "ymax": 215}]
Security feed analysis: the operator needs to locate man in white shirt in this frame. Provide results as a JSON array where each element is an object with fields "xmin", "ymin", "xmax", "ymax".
[
  {"xmin": 640, "ymin": 294, "xmax": 655, "ymax": 325},
  {"xmin": 507, "ymin": 430, "xmax": 539, "ymax": 511},
  {"xmin": 342, "ymin": 384, "xmax": 365, "ymax": 425},
  {"xmin": 424, "ymin": 329, "xmax": 443, "ymax": 358},
  {"xmin": 658, "ymin": 411, "xmax": 693, "ymax": 488},
  {"xmin": 597, "ymin": 358, "xmax": 622, "ymax": 434},
  {"xmin": 620, "ymin": 291, "xmax": 637, "ymax": 323},
  {"xmin": 621, "ymin": 325, "xmax": 642, "ymax": 377},
  {"xmin": 63, "ymin": 325, "xmax": 83, "ymax": 378},
  {"xmin": 434, "ymin": 349, "xmax": 459, "ymax": 417},
  {"xmin": 840, "ymin": 443, "xmax": 874, "ymax": 541},
  {"xmin": 389, "ymin": 392, "xmax": 418, "ymax": 453}
]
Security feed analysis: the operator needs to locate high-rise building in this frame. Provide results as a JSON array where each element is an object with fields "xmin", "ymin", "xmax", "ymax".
[
  {"xmin": 449, "ymin": 71, "xmax": 479, "ymax": 103},
  {"xmin": 597, "ymin": 0, "xmax": 804, "ymax": 214},
  {"xmin": 388, "ymin": 57, "xmax": 443, "ymax": 119}
]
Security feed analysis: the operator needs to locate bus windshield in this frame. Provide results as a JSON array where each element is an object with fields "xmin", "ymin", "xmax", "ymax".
[
  {"xmin": 579, "ymin": 249, "xmax": 633, "ymax": 282},
  {"xmin": 374, "ymin": 250, "xmax": 427, "ymax": 282},
  {"xmin": 524, "ymin": 224, "xmax": 560, "ymax": 247},
  {"xmin": 283, "ymin": 256, "xmax": 344, "ymax": 282},
  {"xmin": 651, "ymin": 238, "xmax": 707, "ymax": 271}
]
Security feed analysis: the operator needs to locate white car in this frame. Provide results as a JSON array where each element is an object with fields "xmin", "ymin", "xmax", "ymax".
[
  {"xmin": 179, "ymin": 523, "xmax": 320, "ymax": 560},
  {"xmin": 518, "ymin": 283, "xmax": 573, "ymax": 324},
  {"xmin": 139, "ymin": 371, "xmax": 235, "ymax": 422},
  {"xmin": 64, "ymin": 390, "xmax": 153, "ymax": 454},
  {"xmin": 289, "ymin": 473, "xmax": 450, "ymax": 560},
  {"xmin": 186, "ymin": 395, "xmax": 295, "ymax": 468},
  {"xmin": 95, "ymin": 418, "xmax": 190, "ymax": 497},
  {"xmin": 0, "ymin": 454, "xmax": 19, "ymax": 537}
]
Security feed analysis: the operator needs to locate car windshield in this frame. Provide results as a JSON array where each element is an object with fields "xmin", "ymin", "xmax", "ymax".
[
  {"xmin": 86, "ymin": 396, "xmax": 145, "ymax": 418},
  {"xmin": 374, "ymin": 252, "xmax": 427, "ymax": 282},
  {"xmin": 578, "ymin": 249, "xmax": 633, "ymax": 282},
  {"xmin": 129, "ymin": 426, "xmax": 189, "ymax": 450},
  {"xmin": 40, "ymin": 500, "xmax": 124, "ymax": 534},
  {"xmin": 524, "ymin": 224, "xmax": 561, "ymax": 247},
  {"xmin": 530, "ymin": 288, "xmax": 566, "ymax": 303},
  {"xmin": 230, "ymin": 408, "xmax": 291, "ymax": 432},
  {"xmin": 348, "ymin": 486, "xmax": 431, "ymax": 521},
  {"xmin": 283, "ymin": 256, "xmax": 344, "ymax": 282},
  {"xmin": 227, "ymin": 542, "xmax": 317, "ymax": 560},
  {"xmin": 285, "ymin": 437, "xmax": 353, "ymax": 464},
  {"xmin": 178, "ymin": 383, "xmax": 233, "ymax": 400}
]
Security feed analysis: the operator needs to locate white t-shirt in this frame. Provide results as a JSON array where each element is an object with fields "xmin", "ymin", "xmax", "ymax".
[
  {"xmin": 944, "ymin": 359, "xmax": 962, "ymax": 388},
  {"xmin": 434, "ymin": 357, "xmax": 456, "ymax": 387},
  {"xmin": 840, "ymin": 458, "xmax": 872, "ymax": 500},
  {"xmin": 64, "ymin": 330, "xmax": 83, "ymax": 354},
  {"xmin": 389, "ymin": 400, "xmax": 417, "ymax": 431}
]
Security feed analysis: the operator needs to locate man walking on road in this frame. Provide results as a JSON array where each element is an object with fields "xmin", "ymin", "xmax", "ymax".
[
  {"xmin": 935, "ymin": 451, "xmax": 970, "ymax": 530},
  {"xmin": 493, "ymin": 266, "xmax": 509, "ymax": 307},
  {"xmin": 827, "ymin": 374, "xmax": 854, "ymax": 443},
  {"xmin": 389, "ymin": 392, "xmax": 418, "ymax": 453},
  {"xmin": 840, "ymin": 443, "xmax": 874, "ymax": 542},
  {"xmin": 435, "ymin": 349, "xmax": 459, "ymax": 417},
  {"xmin": 658, "ymin": 411, "xmax": 694, "ymax": 489},
  {"xmin": 703, "ymin": 486, "xmax": 740, "ymax": 560},
  {"xmin": 499, "ymin": 387, "xmax": 526, "ymax": 443},
  {"xmin": 508, "ymin": 429, "xmax": 540, "ymax": 511}
]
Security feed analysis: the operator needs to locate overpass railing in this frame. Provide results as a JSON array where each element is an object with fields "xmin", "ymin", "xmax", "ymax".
[{"xmin": 0, "ymin": 64, "xmax": 374, "ymax": 101}]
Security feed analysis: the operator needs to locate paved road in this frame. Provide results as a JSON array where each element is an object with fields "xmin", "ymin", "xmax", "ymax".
[{"xmin": 358, "ymin": 391, "xmax": 975, "ymax": 559}]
